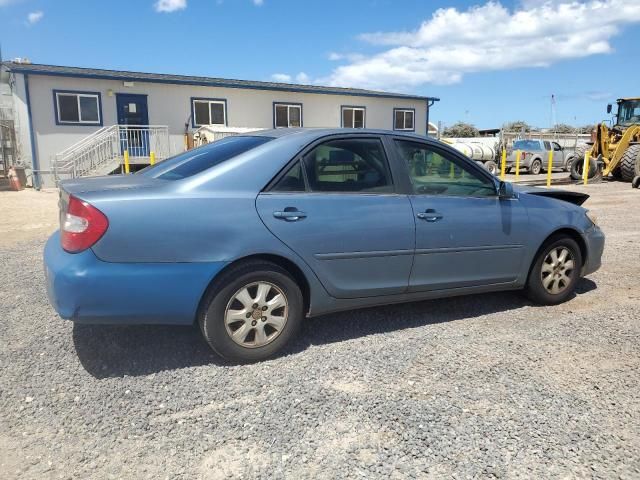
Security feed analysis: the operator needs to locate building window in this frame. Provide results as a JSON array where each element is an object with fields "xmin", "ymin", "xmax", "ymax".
[
  {"xmin": 274, "ymin": 103, "xmax": 302, "ymax": 128},
  {"xmin": 192, "ymin": 98, "xmax": 227, "ymax": 127},
  {"xmin": 342, "ymin": 106, "xmax": 365, "ymax": 128},
  {"xmin": 54, "ymin": 91, "xmax": 101, "ymax": 125},
  {"xmin": 394, "ymin": 108, "xmax": 415, "ymax": 131}
]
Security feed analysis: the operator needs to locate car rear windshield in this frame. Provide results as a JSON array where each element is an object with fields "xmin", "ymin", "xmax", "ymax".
[
  {"xmin": 140, "ymin": 136, "xmax": 273, "ymax": 180},
  {"xmin": 513, "ymin": 140, "xmax": 541, "ymax": 150}
]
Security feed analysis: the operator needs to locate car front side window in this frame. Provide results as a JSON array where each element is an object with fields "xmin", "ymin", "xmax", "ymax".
[{"xmin": 395, "ymin": 140, "xmax": 496, "ymax": 197}]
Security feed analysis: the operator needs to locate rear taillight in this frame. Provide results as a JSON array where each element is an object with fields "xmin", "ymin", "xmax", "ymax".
[{"xmin": 61, "ymin": 195, "xmax": 109, "ymax": 253}]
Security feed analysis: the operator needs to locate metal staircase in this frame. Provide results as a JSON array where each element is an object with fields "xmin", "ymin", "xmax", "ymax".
[{"xmin": 52, "ymin": 125, "xmax": 171, "ymax": 184}]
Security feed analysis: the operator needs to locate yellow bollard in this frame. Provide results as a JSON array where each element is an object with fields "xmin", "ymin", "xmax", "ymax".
[
  {"xmin": 500, "ymin": 147, "xmax": 507, "ymax": 180},
  {"xmin": 583, "ymin": 151, "xmax": 591, "ymax": 185},
  {"xmin": 124, "ymin": 150, "xmax": 130, "ymax": 174},
  {"xmin": 546, "ymin": 149, "xmax": 553, "ymax": 187},
  {"xmin": 150, "ymin": 151, "xmax": 156, "ymax": 166},
  {"xmin": 515, "ymin": 150, "xmax": 521, "ymax": 181}
]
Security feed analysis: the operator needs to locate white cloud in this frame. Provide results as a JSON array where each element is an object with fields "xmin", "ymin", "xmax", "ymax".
[
  {"xmin": 271, "ymin": 73, "xmax": 292, "ymax": 83},
  {"xmin": 26, "ymin": 10, "xmax": 43, "ymax": 25},
  {"xmin": 322, "ymin": 0, "xmax": 640, "ymax": 90},
  {"xmin": 270, "ymin": 72, "xmax": 313, "ymax": 84},
  {"xmin": 253, "ymin": 0, "xmax": 264, "ymax": 5},
  {"xmin": 295, "ymin": 72, "xmax": 310, "ymax": 84},
  {"xmin": 0, "ymin": 0, "xmax": 19, "ymax": 6},
  {"xmin": 154, "ymin": 0, "xmax": 186, "ymax": 13}
]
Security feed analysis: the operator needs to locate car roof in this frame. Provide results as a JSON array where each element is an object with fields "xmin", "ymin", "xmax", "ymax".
[{"xmin": 248, "ymin": 127, "xmax": 433, "ymax": 142}]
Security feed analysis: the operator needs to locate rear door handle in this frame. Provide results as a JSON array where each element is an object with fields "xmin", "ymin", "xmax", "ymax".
[
  {"xmin": 273, "ymin": 209, "xmax": 307, "ymax": 221},
  {"xmin": 416, "ymin": 209, "xmax": 443, "ymax": 222}
]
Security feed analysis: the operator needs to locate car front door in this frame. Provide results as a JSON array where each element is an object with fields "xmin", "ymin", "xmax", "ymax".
[
  {"xmin": 256, "ymin": 136, "xmax": 415, "ymax": 299},
  {"xmin": 393, "ymin": 139, "xmax": 529, "ymax": 292},
  {"xmin": 551, "ymin": 142, "xmax": 565, "ymax": 168}
]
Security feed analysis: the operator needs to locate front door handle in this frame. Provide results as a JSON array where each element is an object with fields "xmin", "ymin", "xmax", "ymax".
[
  {"xmin": 273, "ymin": 209, "xmax": 307, "ymax": 222},
  {"xmin": 416, "ymin": 209, "xmax": 443, "ymax": 222}
]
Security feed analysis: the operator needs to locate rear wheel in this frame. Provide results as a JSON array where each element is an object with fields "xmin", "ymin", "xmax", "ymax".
[
  {"xmin": 199, "ymin": 260, "xmax": 303, "ymax": 363},
  {"xmin": 525, "ymin": 235, "xmax": 582, "ymax": 305},
  {"xmin": 529, "ymin": 158, "xmax": 542, "ymax": 175},
  {"xmin": 620, "ymin": 144, "xmax": 640, "ymax": 182}
]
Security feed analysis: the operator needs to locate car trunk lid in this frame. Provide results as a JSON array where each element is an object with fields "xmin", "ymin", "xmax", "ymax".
[{"xmin": 59, "ymin": 174, "xmax": 165, "ymax": 196}]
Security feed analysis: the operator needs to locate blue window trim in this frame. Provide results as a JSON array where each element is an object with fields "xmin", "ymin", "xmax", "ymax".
[
  {"xmin": 393, "ymin": 107, "xmax": 416, "ymax": 132},
  {"xmin": 52, "ymin": 89, "xmax": 103, "ymax": 126},
  {"xmin": 273, "ymin": 102, "xmax": 303, "ymax": 128},
  {"xmin": 340, "ymin": 105, "xmax": 366, "ymax": 128},
  {"xmin": 190, "ymin": 97, "xmax": 228, "ymax": 128}
]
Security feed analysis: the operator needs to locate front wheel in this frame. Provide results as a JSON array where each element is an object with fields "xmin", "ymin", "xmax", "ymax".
[
  {"xmin": 199, "ymin": 260, "xmax": 304, "ymax": 363},
  {"xmin": 525, "ymin": 235, "xmax": 583, "ymax": 305}
]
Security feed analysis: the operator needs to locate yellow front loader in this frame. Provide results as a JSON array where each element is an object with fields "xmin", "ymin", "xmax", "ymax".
[{"xmin": 571, "ymin": 98, "xmax": 640, "ymax": 182}]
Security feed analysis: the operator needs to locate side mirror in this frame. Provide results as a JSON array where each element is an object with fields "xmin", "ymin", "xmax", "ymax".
[
  {"xmin": 498, "ymin": 181, "xmax": 514, "ymax": 199},
  {"xmin": 607, "ymin": 104, "xmax": 612, "ymax": 114}
]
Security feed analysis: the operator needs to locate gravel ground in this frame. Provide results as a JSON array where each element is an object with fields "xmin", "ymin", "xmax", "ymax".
[{"xmin": 1, "ymin": 182, "xmax": 639, "ymax": 479}]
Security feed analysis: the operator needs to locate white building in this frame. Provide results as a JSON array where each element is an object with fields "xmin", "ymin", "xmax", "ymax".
[{"xmin": 0, "ymin": 61, "xmax": 438, "ymax": 188}]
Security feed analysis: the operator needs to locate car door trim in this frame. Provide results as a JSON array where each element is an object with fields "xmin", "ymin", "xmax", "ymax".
[
  {"xmin": 414, "ymin": 244, "xmax": 523, "ymax": 255},
  {"xmin": 314, "ymin": 249, "xmax": 413, "ymax": 260}
]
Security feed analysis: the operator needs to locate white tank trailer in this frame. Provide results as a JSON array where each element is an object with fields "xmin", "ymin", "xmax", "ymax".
[{"xmin": 441, "ymin": 138, "xmax": 500, "ymax": 175}]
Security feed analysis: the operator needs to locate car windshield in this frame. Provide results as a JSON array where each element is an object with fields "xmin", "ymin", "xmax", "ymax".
[
  {"xmin": 513, "ymin": 140, "xmax": 541, "ymax": 150},
  {"xmin": 617, "ymin": 100, "xmax": 640, "ymax": 126},
  {"xmin": 139, "ymin": 135, "xmax": 273, "ymax": 180}
]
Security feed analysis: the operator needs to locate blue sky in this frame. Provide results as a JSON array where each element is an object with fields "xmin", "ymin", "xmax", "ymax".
[{"xmin": 2, "ymin": 0, "xmax": 639, "ymax": 129}]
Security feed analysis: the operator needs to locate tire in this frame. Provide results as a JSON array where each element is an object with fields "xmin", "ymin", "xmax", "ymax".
[
  {"xmin": 620, "ymin": 144, "xmax": 640, "ymax": 182},
  {"xmin": 569, "ymin": 145, "xmax": 590, "ymax": 180},
  {"xmin": 198, "ymin": 260, "xmax": 304, "ymax": 363},
  {"xmin": 529, "ymin": 158, "xmax": 542, "ymax": 175},
  {"xmin": 563, "ymin": 157, "xmax": 573, "ymax": 172},
  {"xmin": 525, "ymin": 235, "xmax": 583, "ymax": 306},
  {"xmin": 632, "ymin": 176, "xmax": 640, "ymax": 188},
  {"xmin": 570, "ymin": 154, "xmax": 601, "ymax": 181},
  {"xmin": 484, "ymin": 160, "xmax": 498, "ymax": 176}
]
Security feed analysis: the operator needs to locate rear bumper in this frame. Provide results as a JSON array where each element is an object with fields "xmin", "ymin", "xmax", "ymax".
[
  {"xmin": 44, "ymin": 231, "xmax": 228, "ymax": 325},
  {"xmin": 583, "ymin": 225, "xmax": 605, "ymax": 276}
]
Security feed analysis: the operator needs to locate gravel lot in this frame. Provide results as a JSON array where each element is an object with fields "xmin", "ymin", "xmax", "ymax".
[{"xmin": 1, "ymin": 180, "xmax": 639, "ymax": 479}]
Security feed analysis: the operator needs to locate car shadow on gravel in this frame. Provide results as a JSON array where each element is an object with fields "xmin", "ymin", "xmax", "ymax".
[{"xmin": 73, "ymin": 278, "xmax": 597, "ymax": 378}]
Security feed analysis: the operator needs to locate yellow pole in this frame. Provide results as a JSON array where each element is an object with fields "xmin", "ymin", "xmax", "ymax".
[
  {"xmin": 515, "ymin": 150, "xmax": 521, "ymax": 181},
  {"xmin": 500, "ymin": 147, "xmax": 507, "ymax": 180},
  {"xmin": 150, "ymin": 151, "xmax": 156, "ymax": 166},
  {"xmin": 583, "ymin": 151, "xmax": 591, "ymax": 185},
  {"xmin": 124, "ymin": 150, "xmax": 130, "ymax": 174},
  {"xmin": 449, "ymin": 161, "xmax": 455, "ymax": 179},
  {"xmin": 546, "ymin": 149, "xmax": 553, "ymax": 187}
]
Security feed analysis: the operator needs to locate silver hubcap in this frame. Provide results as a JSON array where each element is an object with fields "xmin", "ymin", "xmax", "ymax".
[
  {"xmin": 541, "ymin": 247, "xmax": 575, "ymax": 295},
  {"xmin": 224, "ymin": 282, "xmax": 288, "ymax": 348}
]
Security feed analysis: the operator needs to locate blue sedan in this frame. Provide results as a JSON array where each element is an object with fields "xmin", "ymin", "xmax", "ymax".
[{"xmin": 44, "ymin": 129, "xmax": 604, "ymax": 362}]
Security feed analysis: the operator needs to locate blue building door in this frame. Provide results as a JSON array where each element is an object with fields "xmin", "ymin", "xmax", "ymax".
[{"xmin": 116, "ymin": 94, "xmax": 149, "ymax": 157}]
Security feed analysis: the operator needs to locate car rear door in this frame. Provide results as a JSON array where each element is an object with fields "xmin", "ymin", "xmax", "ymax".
[
  {"xmin": 392, "ymin": 138, "xmax": 529, "ymax": 292},
  {"xmin": 256, "ymin": 135, "xmax": 414, "ymax": 299}
]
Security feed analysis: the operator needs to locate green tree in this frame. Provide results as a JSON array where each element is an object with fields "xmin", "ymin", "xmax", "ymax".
[
  {"xmin": 442, "ymin": 122, "xmax": 479, "ymax": 138},
  {"xmin": 503, "ymin": 120, "xmax": 531, "ymax": 132},
  {"xmin": 553, "ymin": 123, "xmax": 577, "ymax": 134}
]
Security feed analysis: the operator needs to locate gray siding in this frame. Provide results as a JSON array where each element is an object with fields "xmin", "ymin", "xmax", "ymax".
[{"xmin": 18, "ymin": 74, "xmax": 427, "ymax": 187}]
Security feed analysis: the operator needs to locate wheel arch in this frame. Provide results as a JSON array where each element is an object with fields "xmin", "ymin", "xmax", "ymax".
[
  {"xmin": 527, "ymin": 227, "xmax": 588, "ymax": 281},
  {"xmin": 197, "ymin": 253, "xmax": 312, "ymax": 321}
]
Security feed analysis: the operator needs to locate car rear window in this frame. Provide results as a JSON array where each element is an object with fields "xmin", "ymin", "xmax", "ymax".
[
  {"xmin": 513, "ymin": 140, "xmax": 541, "ymax": 150},
  {"xmin": 140, "ymin": 136, "xmax": 273, "ymax": 180}
]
